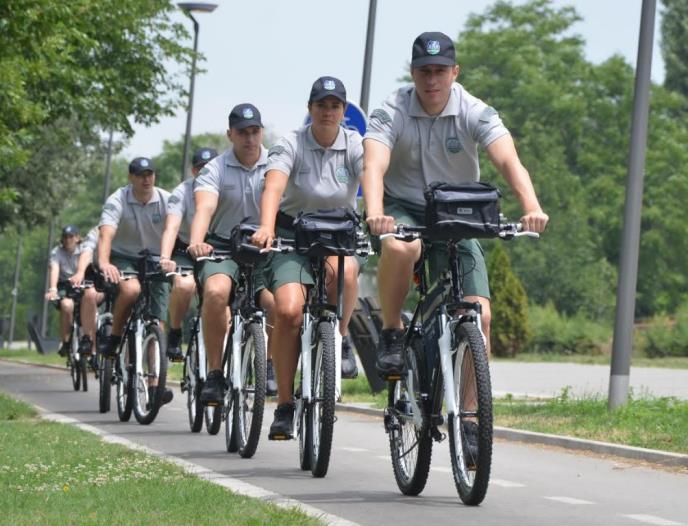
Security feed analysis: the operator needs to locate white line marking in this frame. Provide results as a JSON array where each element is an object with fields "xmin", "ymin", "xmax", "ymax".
[
  {"xmin": 376, "ymin": 455, "xmax": 391, "ymax": 462},
  {"xmin": 431, "ymin": 466, "xmax": 452, "ymax": 474},
  {"xmin": 624, "ymin": 514, "xmax": 684, "ymax": 526},
  {"xmin": 491, "ymin": 479, "xmax": 526, "ymax": 488},
  {"xmin": 36, "ymin": 406, "xmax": 361, "ymax": 526},
  {"xmin": 339, "ymin": 447, "xmax": 369, "ymax": 453},
  {"xmin": 544, "ymin": 496, "xmax": 594, "ymax": 505}
]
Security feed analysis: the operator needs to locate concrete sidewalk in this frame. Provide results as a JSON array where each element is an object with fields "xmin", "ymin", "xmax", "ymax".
[{"xmin": 490, "ymin": 361, "xmax": 688, "ymax": 399}]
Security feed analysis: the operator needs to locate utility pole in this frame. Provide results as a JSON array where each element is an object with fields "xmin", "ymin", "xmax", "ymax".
[
  {"xmin": 359, "ymin": 0, "xmax": 378, "ymax": 114},
  {"xmin": 40, "ymin": 219, "xmax": 56, "ymax": 338},
  {"xmin": 609, "ymin": 0, "xmax": 656, "ymax": 409},
  {"xmin": 7, "ymin": 225, "xmax": 24, "ymax": 348},
  {"xmin": 102, "ymin": 129, "xmax": 114, "ymax": 203}
]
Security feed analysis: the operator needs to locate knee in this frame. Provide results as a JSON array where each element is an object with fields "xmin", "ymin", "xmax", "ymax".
[
  {"xmin": 119, "ymin": 280, "xmax": 141, "ymax": 301},
  {"xmin": 480, "ymin": 306, "xmax": 491, "ymax": 332},
  {"xmin": 204, "ymin": 282, "xmax": 230, "ymax": 309},
  {"xmin": 275, "ymin": 301, "xmax": 303, "ymax": 331},
  {"xmin": 344, "ymin": 259, "xmax": 358, "ymax": 286},
  {"xmin": 61, "ymin": 299, "xmax": 74, "ymax": 314},
  {"xmin": 175, "ymin": 275, "xmax": 196, "ymax": 296},
  {"xmin": 381, "ymin": 239, "xmax": 419, "ymax": 264}
]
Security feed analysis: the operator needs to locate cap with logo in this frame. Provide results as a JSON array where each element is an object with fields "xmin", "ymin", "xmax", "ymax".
[
  {"xmin": 309, "ymin": 76, "xmax": 347, "ymax": 104},
  {"xmin": 229, "ymin": 103, "xmax": 263, "ymax": 130},
  {"xmin": 62, "ymin": 225, "xmax": 79, "ymax": 237},
  {"xmin": 129, "ymin": 157, "xmax": 155, "ymax": 175},
  {"xmin": 192, "ymin": 147, "xmax": 218, "ymax": 168},
  {"xmin": 411, "ymin": 31, "xmax": 456, "ymax": 68}
]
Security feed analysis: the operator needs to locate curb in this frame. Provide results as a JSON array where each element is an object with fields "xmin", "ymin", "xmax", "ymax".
[{"xmin": 335, "ymin": 403, "xmax": 688, "ymax": 469}]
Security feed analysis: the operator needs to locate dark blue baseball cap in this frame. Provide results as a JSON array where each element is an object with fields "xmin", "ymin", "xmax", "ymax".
[
  {"xmin": 411, "ymin": 32, "xmax": 456, "ymax": 68},
  {"xmin": 229, "ymin": 103, "xmax": 263, "ymax": 130},
  {"xmin": 309, "ymin": 76, "xmax": 347, "ymax": 104},
  {"xmin": 128, "ymin": 157, "xmax": 155, "ymax": 175},
  {"xmin": 62, "ymin": 225, "xmax": 79, "ymax": 237},
  {"xmin": 192, "ymin": 147, "xmax": 218, "ymax": 168}
]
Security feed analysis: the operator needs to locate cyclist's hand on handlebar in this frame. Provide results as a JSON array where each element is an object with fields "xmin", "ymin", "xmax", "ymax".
[
  {"xmin": 366, "ymin": 214, "xmax": 396, "ymax": 236},
  {"xmin": 159, "ymin": 257, "xmax": 176, "ymax": 273},
  {"xmin": 520, "ymin": 210, "xmax": 549, "ymax": 233},
  {"xmin": 187, "ymin": 242, "xmax": 213, "ymax": 260},
  {"xmin": 252, "ymin": 227, "xmax": 274, "ymax": 251},
  {"xmin": 101, "ymin": 262, "xmax": 120, "ymax": 284},
  {"xmin": 68, "ymin": 272, "xmax": 84, "ymax": 286},
  {"xmin": 45, "ymin": 290, "xmax": 58, "ymax": 301}
]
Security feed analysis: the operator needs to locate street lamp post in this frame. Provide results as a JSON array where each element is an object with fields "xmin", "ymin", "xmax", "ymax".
[
  {"xmin": 359, "ymin": 0, "xmax": 378, "ymax": 114},
  {"xmin": 178, "ymin": 2, "xmax": 217, "ymax": 182}
]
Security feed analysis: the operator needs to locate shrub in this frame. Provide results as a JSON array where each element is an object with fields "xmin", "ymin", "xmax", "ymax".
[
  {"xmin": 528, "ymin": 303, "xmax": 611, "ymax": 355},
  {"xmin": 638, "ymin": 302, "xmax": 688, "ymax": 357}
]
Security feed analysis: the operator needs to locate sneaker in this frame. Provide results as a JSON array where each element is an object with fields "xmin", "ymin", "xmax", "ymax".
[
  {"xmin": 99, "ymin": 334, "xmax": 121, "ymax": 359},
  {"xmin": 461, "ymin": 420, "xmax": 479, "ymax": 469},
  {"xmin": 58, "ymin": 342, "xmax": 69, "ymax": 357},
  {"xmin": 146, "ymin": 386, "xmax": 174, "ymax": 410},
  {"xmin": 166, "ymin": 328, "xmax": 184, "ymax": 362},
  {"xmin": 375, "ymin": 328, "xmax": 406, "ymax": 379},
  {"xmin": 200, "ymin": 369, "xmax": 225, "ymax": 406},
  {"xmin": 268, "ymin": 402, "xmax": 295, "ymax": 440},
  {"xmin": 266, "ymin": 359, "xmax": 278, "ymax": 397},
  {"xmin": 79, "ymin": 335, "xmax": 92, "ymax": 355},
  {"xmin": 340, "ymin": 335, "xmax": 358, "ymax": 379}
]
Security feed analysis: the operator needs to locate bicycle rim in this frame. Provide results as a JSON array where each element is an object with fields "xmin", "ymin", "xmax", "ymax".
[
  {"xmin": 98, "ymin": 358, "xmax": 112, "ymax": 413},
  {"xmin": 133, "ymin": 324, "xmax": 168, "ymax": 425},
  {"xmin": 185, "ymin": 334, "xmax": 204, "ymax": 432},
  {"xmin": 387, "ymin": 337, "xmax": 432, "ymax": 496},
  {"xmin": 116, "ymin": 337, "xmax": 133, "ymax": 422},
  {"xmin": 310, "ymin": 321, "xmax": 336, "ymax": 478},
  {"xmin": 448, "ymin": 322, "xmax": 493, "ymax": 505},
  {"xmin": 234, "ymin": 322, "xmax": 266, "ymax": 458}
]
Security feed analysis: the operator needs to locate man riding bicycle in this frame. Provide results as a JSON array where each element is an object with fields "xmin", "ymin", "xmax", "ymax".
[
  {"xmin": 97, "ymin": 157, "xmax": 174, "ymax": 405},
  {"xmin": 361, "ymin": 31, "xmax": 549, "ymax": 376}
]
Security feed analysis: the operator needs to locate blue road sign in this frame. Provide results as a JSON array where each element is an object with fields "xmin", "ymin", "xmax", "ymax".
[{"xmin": 303, "ymin": 101, "xmax": 367, "ymax": 136}]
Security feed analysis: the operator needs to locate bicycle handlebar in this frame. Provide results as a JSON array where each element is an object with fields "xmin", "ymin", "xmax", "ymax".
[{"xmin": 379, "ymin": 222, "xmax": 540, "ymax": 242}]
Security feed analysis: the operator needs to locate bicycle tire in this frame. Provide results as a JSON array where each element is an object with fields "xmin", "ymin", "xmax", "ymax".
[
  {"xmin": 224, "ymin": 348, "xmax": 238, "ymax": 450},
  {"xmin": 69, "ymin": 329, "xmax": 80, "ymax": 391},
  {"xmin": 133, "ymin": 324, "xmax": 168, "ymax": 425},
  {"xmin": 297, "ymin": 378, "xmax": 312, "ymax": 470},
  {"xmin": 310, "ymin": 320, "xmax": 336, "ymax": 478},
  {"xmin": 80, "ymin": 354, "xmax": 88, "ymax": 392},
  {"xmin": 387, "ymin": 335, "xmax": 432, "ymax": 496},
  {"xmin": 233, "ymin": 321, "xmax": 266, "ymax": 458},
  {"xmin": 205, "ymin": 345, "xmax": 223, "ymax": 435},
  {"xmin": 448, "ymin": 322, "xmax": 493, "ymax": 506},
  {"xmin": 116, "ymin": 333, "xmax": 134, "ymax": 422},
  {"xmin": 185, "ymin": 331, "xmax": 204, "ymax": 433},
  {"xmin": 99, "ymin": 358, "xmax": 112, "ymax": 414}
]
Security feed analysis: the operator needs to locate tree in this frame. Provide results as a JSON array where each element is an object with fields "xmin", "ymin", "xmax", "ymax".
[
  {"xmin": 661, "ymin": 0, "xmax": 688, "ymax": 98},
  {"xmin": 487, "ymin": 242, "xmax": 531, "ymax": 357},
  {"xmin": 0, "ymin": 0, "xmax": 194, "ymax": 229}
]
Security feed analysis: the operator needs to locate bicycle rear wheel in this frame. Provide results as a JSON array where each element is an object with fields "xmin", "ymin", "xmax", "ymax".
[
  {"xmin": 185, "ymin": 331, "xmax": 204, "ymax": 433},
  {"xmin": 297, "ymin": 371, "xmax": 312, "ymax": 470},
  {"xmin": 116, "ymin": 334, "xmax": 134, "ymax": 422},
  {"xmin": 133, "ymin": 324, "xmax": 168, "ymax": 425},
  {"xmin": 386, "ymin": 336, "xmax": 432, "ymax": 496},
  {"xmin": 79, "ymin": 354, "xmax": 88, "ymax": 392},
  {"xmin": 224, "ymin": 351, "xmax": 238, "ymax": 450},
  {"xmin": 99, "ymin": 358, "xmax": 112, "ymax": 413},
  {"xmin": 233, "ymin": 321, "xmax": 266, "ymax": 458},
  {"xmin": 309, "ymin": 320, "xmax": 336, "ymax": 478},
  {"xmin": 448, "ymin": 322, "xmax": 493, "ymax": 506},
  {"xmin": 205, "ymin": 346, "xmax": 222, "ymax": 436},
  {"xmin": 69, "ymin": 331, "xmax": 80, "ymax": 391}
]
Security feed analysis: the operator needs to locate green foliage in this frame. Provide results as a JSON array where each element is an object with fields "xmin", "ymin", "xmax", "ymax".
[
  {"xmin": 527, "ymin": 303, "xmax": 611, "ymax": 355},
  {"xmin": 154, "ymin": 133, "xmax": 229, "ymax": 190},
  {"xmin": 486, "ymin": 242, "xmax": 531, "ymax": 356},
  {"xmin": 0, "ymin": 0, "xmax": 194, "ymax": 229},
  {"xmin": 638, "ymin": 302, "xmax": 688, "ymax": 357},
  {"xmin": 661, "ymin": 0, "xmax": 688, "ymax": 98}
]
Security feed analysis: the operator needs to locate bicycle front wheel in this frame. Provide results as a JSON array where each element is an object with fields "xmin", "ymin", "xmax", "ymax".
[
  {"xmin": 99, "ymin": 358, "xmax": 112, "ymax": 413},
  {"xmin": 133, "ymin": 324, "xmax": 168, "ymax": 425},
  {"xmin": 387, "ymin": 336, "xmax": 432, "ymax": 496},
  {"xmin": 79, "ymin": 354, "xmax": 88, "ymax": 392},
  {"xmin": 185, "ymin": 331, "xmax": 204, "ymax": 433},
  {"xmin": 233, "ymin": 321, "xmax": 266, "ymax": 458},
  {"xmin": 309, "ymin": 320, "xmax": 336, "ymax": 478},
  {"xmin": 448, "ymin": 322, "xmax": 493, "ymax": 506},
  {"xmin": 116, "ymin": 334, "xmax": 134, "ymax": 422}
]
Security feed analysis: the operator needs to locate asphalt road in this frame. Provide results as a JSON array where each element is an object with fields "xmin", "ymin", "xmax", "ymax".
[{"xmin": 2, "ymin": 361, "xmax": 687, "ymax": 526}]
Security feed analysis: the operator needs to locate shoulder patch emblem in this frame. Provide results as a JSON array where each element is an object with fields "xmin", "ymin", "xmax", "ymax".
[
  {"xmin": 198, "ymin": 166, "xmax": 210, "ymax": 177},
  {"xmin": 370, "ymin": 109, "xmax": 392, "ymax": 124},
  {"xmin": 479, "ymin": 106, "xmax": 498, "ymax": 122},
  {"xmin": 168, "ymin": 195, "xmax": 181, "ymax": 204},
  {"xmin": 446, "ymin": 137, "xmax": 463, "ymax": 154},
  {"xmin": 103, "ymin": 203, "xmax": 117, "ymax": 212},
  {"xmin": 268, "ymin": 145, "xmax": 286, "ymax": 157}
]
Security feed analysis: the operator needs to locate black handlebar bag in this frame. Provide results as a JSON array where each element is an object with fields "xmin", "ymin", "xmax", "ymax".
[
  {"xmin": 424, "ymin": 182, "xmax": 502, "ymax": 240},
  {"xmin": 229, "ymin": 223, "xmax": 263, "ymax": 265},
  {"xmin": 294, "ymin": 208, "xmax": 360, "ymax": 257}
]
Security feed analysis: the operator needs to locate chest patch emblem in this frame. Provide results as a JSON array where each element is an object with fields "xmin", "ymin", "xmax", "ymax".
[
  {"xmin": 446, "ymin": 137, "xmax": 462, "ymax": 154},
  {"xmin": 152, "ymin": 212, "xmax": 162, "ymax": 224},
  {"xmin": 335, "ymin": 166, "xmax": 349, "ymax": 183},
  {"xmin": 168, "ymin": 195, "xmax": 180, "ymax": 204}
]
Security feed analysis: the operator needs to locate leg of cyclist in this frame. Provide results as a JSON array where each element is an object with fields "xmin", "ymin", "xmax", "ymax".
[
  {"xmin": 80, "ymin": 287, "xmax": 99, "ymax": 352},
  {"xmin": 199, "ymin": 273, "xmax": 232, "ymax": 404},
  {"xmin": 166, "ymin": 274, "xmax": 195, "ymax": 361},
  {"xmin": 258, "ymin": 288, "xmax": 278, "ymax": 396},
  {"xmin": 324, "ymin": 255, "xmax": 360, "ymax": 379},
  {"xmin": 58, "ymin": 297, "xmax": 75, "ymax": 356},
  {"xmin": 101, "ymin": 278, "xmax": 140, "ymax": 357}
]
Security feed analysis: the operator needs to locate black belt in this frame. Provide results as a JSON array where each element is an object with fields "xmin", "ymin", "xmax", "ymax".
[
  {"xmin": 277, "ymin": 210, "xmax": 296, "ymax": 231},
  {"xmin": 173, "ymin": 238, "xmax": 189, "ymax": 255}
]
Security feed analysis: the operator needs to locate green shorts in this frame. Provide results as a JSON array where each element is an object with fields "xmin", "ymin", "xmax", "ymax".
[
  {"xmin": 172, "ymin": 251, "xmax": 195, "ymax": 270},
  {"xmin": 374, "ymin": 194, "xmax": 490, "ymax": 299},
  {"xmin": 264, "ymin": 225, "xmax": 365, "ymax": 292},
  {"xmin": 195, "ymin": 253, "xmax": 267, "ymax": 293},
  {"xmin": 111, "ymin": 255, "xmax": 171, "ymax": 321}
]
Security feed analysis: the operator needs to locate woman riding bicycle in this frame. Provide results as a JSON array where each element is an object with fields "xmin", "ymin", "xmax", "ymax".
[{"xmin": 252, "ymin": 76, "xmax": 364, "ymax": 439}]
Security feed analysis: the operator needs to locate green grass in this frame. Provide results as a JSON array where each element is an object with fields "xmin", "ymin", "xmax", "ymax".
[
  {"xmin": 494, "ymin": 389, "xmax": 688, "ymax": 454},
  {"xmin": 0, "ymin": 348, "xmax": 67, "ymax": 367},
  {"xmin": 497, "ymin": 352, "xmax": 688, "ymax": 369},
  {"xmin": 0, "ymin": 392, "xmax": 322, "ymax": 526}
]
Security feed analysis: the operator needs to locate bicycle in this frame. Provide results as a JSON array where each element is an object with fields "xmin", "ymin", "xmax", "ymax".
[
  {"xmin": 379, "ymin": 218, "xmax": 537, "ymax": 505},
  {"xmin": 271, "ymin": 209, "xmax": 368, "ymax": 478},
  {"xmin": 57, "ymin": 282, "xmax": 94, "ymax": 392},
  {"xmin": 104, "ymin": 253, "xmax": 170, "ymax": 425},
  {"xmin": 196, "ymin": 225, "xmax": 269, "ymax": 457},
  {"xmin": 96, "ymin": 281, "xmax": 115, "ymax": 413}
]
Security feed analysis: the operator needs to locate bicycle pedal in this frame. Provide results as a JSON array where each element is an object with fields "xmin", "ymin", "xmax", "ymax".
[
  {"xmin": 385, "ymin": 374, "xmax": 402, "ymax": 381},
  {"xmin": 268, "ymin": 433, "xmax": 292, "ymax": 441}
]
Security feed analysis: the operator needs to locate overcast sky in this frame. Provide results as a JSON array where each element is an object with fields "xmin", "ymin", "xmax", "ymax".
[{"xmin": 122, "ymin": 0, "xmax": 665, "ymax": 159}]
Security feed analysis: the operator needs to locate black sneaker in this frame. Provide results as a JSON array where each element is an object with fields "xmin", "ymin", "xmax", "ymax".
[
  {"xmin": 266, "ymin": 359, "xmax": 278, "ymax": 397},
  {"xmin": 461, "ymin": 420, "xmax": 479, "ymax": 469},
  {"xmin": 200, "ymin": 370, "xmax": 225, "ymax": 407},
  {"xmin": 375, "ymin": 328, "xmax": 406, "ymax": 379},
  {"xmin": 146, "ymin": 386, "xmax": 174, "ymax": 410},
  {"xmin": 166, "ymin": 328, "xmax": 184, "ymax": 362},
  {"xmin": 99, "ymin": 334, "xmax": 121, "ymax": 359},
  {"xmin": 58, "ymin": 342, "xmax": 69, "ymax": 357},
  {"xmin": 268, "ymin": 402, "xmax": 295, "ymax": 440},
  {"xmin": 341, "ymin": 335, "xmax": 358, "ymax": 379},
  {"xmin": 79, "ymin": 335, "xmax": 92, "ymax": 355}
]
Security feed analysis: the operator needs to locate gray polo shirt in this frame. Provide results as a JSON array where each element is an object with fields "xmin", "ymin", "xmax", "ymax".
[
  {"xmin": 80, "ymin": 227, "xmax": 99, "ymax": 266},
  {"xmin": 167, "ymin": 178, "xmax": 194, "ymax": 244},
  {"xmin": 365, "ymin": 82, "xmax": 509, "ymax": 206},
  {"xmin": 99, "ymin": 185, "xmax": 170, "ymax": 258},
  {"xmin": 50, "ymin": 245, "xmax": 83, "ymax": 281},
  {"xmin": 267, "ymin": 125, "xmax": 363, "ymax": 217},
  {"xmin": 193, "ymin": 146, "xmax": 267, "ymax": 236}
]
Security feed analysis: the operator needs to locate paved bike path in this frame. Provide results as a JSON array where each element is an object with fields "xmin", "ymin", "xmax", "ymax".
[{"xmin": 1, "ymin": 361, "xmax": 686, "ymax": 526}]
